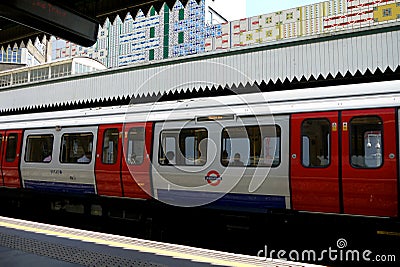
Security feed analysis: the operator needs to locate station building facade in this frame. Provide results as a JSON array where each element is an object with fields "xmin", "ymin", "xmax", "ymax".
[
  {"xmin": 0, "ymin": 39, "xmax": 48, "ymax": 70},
  {"xmin": 51, "ymin": 0, "xmax": 245, "ymax": 68}
]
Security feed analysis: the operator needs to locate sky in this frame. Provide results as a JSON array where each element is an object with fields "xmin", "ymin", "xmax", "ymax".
[{"xmin": 246, "ymin": 0, "xmax": 323, "ymax": 17}]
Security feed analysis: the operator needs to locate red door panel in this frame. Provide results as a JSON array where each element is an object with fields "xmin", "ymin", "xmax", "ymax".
[
  {"xmin": 121, "ymin": 123, "xmax": 152, "ymax": 199},
  {"xmin": 342, "ymin": 108, "xmax": 398, "ymax": 217},
  {"xmin": 291, "ymin": 112, "xmax": 340, "ymax": 213},
  {"xmin": 0, "ymin": 131, "xmax": 4, "ymax": 186},
  {"xmin": 2, "ymin": 130, "xmax": 22, "ymax": 188},
  {"xmin": 95, "ymin": 124, "xmax": 123, "ymax": 197}
]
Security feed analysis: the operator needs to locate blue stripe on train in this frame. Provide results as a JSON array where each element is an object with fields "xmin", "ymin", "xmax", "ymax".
[
  {"xmin": 157, "ymin": 189, "xmax": 286, "ymax": 212},
  {"xmin": 24, "ymin": 180, "xmax": 96, "ymax": 195}
]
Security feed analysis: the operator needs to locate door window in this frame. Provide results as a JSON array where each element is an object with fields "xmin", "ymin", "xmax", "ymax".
[
  {"xmin": 159, "ymin": 134, "xmax": 177, "ymax": 165},
  {"xmin": 159, "ymin": 128, "xmax": 208, "ymax": 166},
  {"xmin": 350, "ymin": 116, "xmax": 383, "ymax": 168},
  {"xmin": 126, "ymin": 127, "xmax": 145, "ymax": 165},
  {"xmin": 25, "ymin": 134, "xmax": 54, "ymax": 163},
  {"xmin": 5, "ymin": 134, "xmax": 18, "ymax": 162},
  {"xmin": 102, "ymin": 129, "xmax": 119, "ymax": 164},
  {"xmin": 60, "ymin": 133, "xmax": 93, "ymax": 164},
  {"xmin": 221, "ymin": 125, "xmax": 281, "ymax": 167},
  {"xmin": 301, "ymin": 119, "xmax": 330, "ymax": 168}
]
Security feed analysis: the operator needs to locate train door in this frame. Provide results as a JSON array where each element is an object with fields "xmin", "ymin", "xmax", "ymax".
[
  {"xmin": 291, "ymin": 112, "xmax": 340, "ymax": 213},
  {"xmin": 95, "ymin": 124, "xmax": 123, "ymax": 197},
  {"xmin": 291, "ymin": 108, "xmax": 398, "ymax": 217},
  {"xmin": 1, "ymin": 130, "xmax": 23, "ymax": 188},
  {"xmin": 341, "ymin": 108, "xmax": 397, "ymax": 217},
  {"xmin": 0, "ymin": 131, "xmax": 4, "ymax": 185},
  {"xmin": 121, "ymin": 123, "xmax": 152, "ymax": 199},
  {"xmin": 152, "ymin": 120, "xmax": 219, "ymax": 207}
]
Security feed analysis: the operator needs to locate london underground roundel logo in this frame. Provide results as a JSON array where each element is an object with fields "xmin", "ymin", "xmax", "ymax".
[{"xmin": 205, "ymin": 170, "xmax": 222, "ymax": 186}]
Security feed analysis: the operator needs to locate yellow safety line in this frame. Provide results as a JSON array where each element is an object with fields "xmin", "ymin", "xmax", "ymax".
[
  {"xmin": 0, "ymin": 220, "xmax": 265, "ymax": 267},
  {"xmin": 377, "ymin": 230, "xmax": 400, "ymax": 237}
]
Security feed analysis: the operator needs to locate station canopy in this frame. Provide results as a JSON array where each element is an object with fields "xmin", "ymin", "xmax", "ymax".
[{"xmin": 0, "ymin": 0, "xmax": 200, "ymax": 48}]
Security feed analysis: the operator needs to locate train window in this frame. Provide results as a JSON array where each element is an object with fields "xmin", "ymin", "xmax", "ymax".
[
  {"xmin": 25, "ymin": 135, "xmax": 54, "ymax": 163},
  {"xmin": 126, "ymin": 127, "xmax": 145, "ymax": 165},
  {"xmin": 182, "ymin": 129, "xmax": 208, "ymax": 166},
  {"xmin": 350, "ymin": 116, "xmax": 383, "ymax": 168},
  {"xmin": 301, "ymin": 119, "xmax": 330, "ymax": 168},
  {"xmin": 159, "ymin": 134, "xmax": 177, "ymax": 165},
  {"xmin": 221, "ymin": 125, "xmax": 280, "ymax": 167},
  {"xmin": 60, "ymin": 133, "xmax": 93, "ymax": 164},
  {"xmin": 102, "ymin": 129, "xmax": 119, "ymax": 164},
  {"xmin": 159, "ymin": 128, "xmax": 208, "ymax": 166},
  {"xmin": 5, "ymin": 134, "xmax": 18, "ymax": 162}
]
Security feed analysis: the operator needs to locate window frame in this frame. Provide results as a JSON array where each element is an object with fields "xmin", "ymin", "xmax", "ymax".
[
  {"xmin": 101, "ymin": 128, "xmax": 119, "ymax": 165},
  {"xmin": 125, "ymin": 127, "xmax": 145, "ymax": 166},
  {"xmin": 159, "ymin": 128, "xmax": 208, "ymax": 166},
  {"xmin": 349, "ymin": 115, "xmax": 384, "ymax": 169},
  {"xmin": 24, "ymin": 134, "xmax": 54, "ymax": 163},
  {"xmin": 5, "ymin": 133, "xmax": 18, "ymax": 163},
  {"xmin": 59, "ymin": 132, "xmax": 94, "ymax": 164},
  {"xmin": 300, "ymin": 118, "xmax": 331, "ymax": 169},
  {"xmin": 221, "ymin": 125, "xmax": 281, "ymax": 168}
]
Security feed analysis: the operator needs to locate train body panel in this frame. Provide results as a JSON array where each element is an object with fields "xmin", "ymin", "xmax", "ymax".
[
  {"xmin": 1, "ymin": 130, "xmax": 22, "ymax": 188},
  {"xmin": 291, "ymin": 111, "xmax": 340, "ymax": 213},
  {"xmin": 95, "ymin": 124, "xmax": 123, "ymax": 197},
  {"xmin": 121, "ymin": 122, "xmax": 153, "ymax": 199},
  {"xmin": 341, "ymin": 108, "xmax": 398, "ymax": 217},
  {"xmin": 151, "ymin": 115, "xmax": 290, "ymax": 210},
  {"xmin": 91, "ymin": 122, "xmax": 153, "ymax": 199},
  {"xmin": 0, "ymin": 131, "xmax": 3, "ymax": 186},
  {"xmin": 291, "ymin": 108, "xmax": 398, "ymax": 217},
  {"xmin": 21, "ymin": 127, "xmax": 98, "ymax": 194}
]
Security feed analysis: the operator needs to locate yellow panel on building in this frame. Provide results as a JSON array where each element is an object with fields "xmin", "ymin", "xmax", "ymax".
[{"xmin": 373, "ymin": 3, "xmax": 400, "ymax": 22}]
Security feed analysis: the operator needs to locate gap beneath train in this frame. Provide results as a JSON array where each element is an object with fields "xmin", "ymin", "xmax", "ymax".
[{"xmin": 0, "ymin": 188, "xmax": 399, "ymax": 266}]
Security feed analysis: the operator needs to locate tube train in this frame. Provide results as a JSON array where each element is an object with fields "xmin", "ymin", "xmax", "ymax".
[{"xmin": 0, "ymin": 79, "xmax": 399, "ymax": 220}]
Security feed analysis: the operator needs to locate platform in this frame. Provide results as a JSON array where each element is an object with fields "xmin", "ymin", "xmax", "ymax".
[{"xmin": 0, "ymin": 216, "xmax": 321, "ymax": 267}]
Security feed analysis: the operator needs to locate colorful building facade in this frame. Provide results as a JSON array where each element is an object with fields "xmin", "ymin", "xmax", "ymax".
[
  {"xmin": 52, "ymin": 0, "xmax": 224, "ymax": 68},
  {"xmin": 206, "ymin": 0, "xmax": 400, "ymax": 51},
  {"xmin": 1, "ymin": 39, "xmax": 46, "ymax": 67}
]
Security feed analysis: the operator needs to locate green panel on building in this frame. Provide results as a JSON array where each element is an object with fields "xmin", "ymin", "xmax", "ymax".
[
  {"xmin": 149, "ymin": 49, "xmax": 155, "ymax": 60},
  {"xmin": 179, "ymin": 9, "xmax": 185, "ymax": 20},
  {"xmin": 163, "ymin": 4, "xmax": 170, "ymax": 59},
  {"xmin": 150, "ymin": 6, "xmax": 156, "ymax": 16},
  {"xmin": 178, "ymin": 32, "xmax": 184, "ymax": 44}
]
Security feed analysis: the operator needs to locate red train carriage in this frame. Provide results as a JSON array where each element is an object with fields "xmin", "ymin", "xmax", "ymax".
[{"xmin": 0, "ymin": 79, "xmax": 398, "ymax": 221}]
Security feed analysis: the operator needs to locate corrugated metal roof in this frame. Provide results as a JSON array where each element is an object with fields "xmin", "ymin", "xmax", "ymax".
[{"xmin": 0, "ymin": 22, "xmax": 399, "ymax": 113}]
